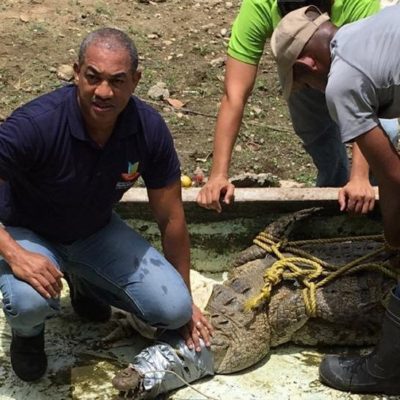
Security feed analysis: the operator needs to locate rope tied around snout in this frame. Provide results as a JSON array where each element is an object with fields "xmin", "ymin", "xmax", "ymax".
[{"xmin": 245, "ymin": 232, "xmax": 398, "ymax": 317}]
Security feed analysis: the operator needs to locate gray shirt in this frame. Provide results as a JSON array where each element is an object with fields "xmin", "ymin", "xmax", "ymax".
[{"xmin": 326, "ymin": 5, "xmax": 400, "ymax": 143}]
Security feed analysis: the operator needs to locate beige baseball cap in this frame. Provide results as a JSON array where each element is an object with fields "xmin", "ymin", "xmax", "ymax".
[{"xmin": 270, "ymin": 5, "xmax": 330, "ymax": 99}]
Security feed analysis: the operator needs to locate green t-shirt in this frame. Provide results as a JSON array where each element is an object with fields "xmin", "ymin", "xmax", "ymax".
[{"xmin": 228, "ymin": 0, "xmax": 381, "ymax": 65}]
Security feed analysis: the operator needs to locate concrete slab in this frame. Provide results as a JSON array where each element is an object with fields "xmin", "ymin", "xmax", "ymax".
[
  {"xmin": 0, "ymin": 271, "xmax": 395, "ymax": 400},
  {"xmin": 121, "ymin": 187, "xmax": 379, "ymax": 204}
]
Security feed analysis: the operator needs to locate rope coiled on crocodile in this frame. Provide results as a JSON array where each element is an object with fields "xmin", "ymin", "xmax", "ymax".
[{"xmin": 245, "ymin": 233, "xmax": 398, "ymax": 317}]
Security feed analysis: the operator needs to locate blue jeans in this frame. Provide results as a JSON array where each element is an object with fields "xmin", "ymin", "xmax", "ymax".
[
  {"xmin": 288, "ymin": 88, "xmax": 399, "ymax": 187},
  {"xmin": 0, "ymin": 213, "xmax": 192, "ymax": 337}
]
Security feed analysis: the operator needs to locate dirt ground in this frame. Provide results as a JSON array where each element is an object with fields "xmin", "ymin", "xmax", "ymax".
[{"xmin": 0, "ymin": 0, "xmax": 317, "ymax": 186}]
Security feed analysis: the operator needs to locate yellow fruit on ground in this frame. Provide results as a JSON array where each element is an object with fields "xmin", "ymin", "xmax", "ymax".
[{"xmin": 180, "ymin": 175, "xmax": 192, "ymax": 188}]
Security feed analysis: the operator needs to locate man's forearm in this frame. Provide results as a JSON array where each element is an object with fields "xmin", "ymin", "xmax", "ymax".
[
  {"xmin": 209, "ymin": 56, "xmax": 257, "ymax": 179},
  {"xmin": 379, "ymin": 183, "xmax": 400, "ymax": 247},
  {"xmin": 350, "ymin": 142, "xmax": 370, "ymax": 180},
  {"xmin": 0, "ymin": 181, "xmax": 22, "ymax": 263},
  {"xmin": 0, "ymin": 226, "xmax": 25, "ymax": 267},
  {"xmin": 210, "ymin": 94, "xmax": 246, "ymax": 179},
  {"xmin": 356, "ymin": 127, "xmax": 400, "ymax": 246},
  {"xmin": 160, "ymin": 217, "xmax": 191, "ymax": 293}
]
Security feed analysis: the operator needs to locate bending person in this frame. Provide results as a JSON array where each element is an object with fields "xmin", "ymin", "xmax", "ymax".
[
  {"xmin": 197, "ymin": 0, "xmax": 399, "ymax": 214},
  {"xmin": 271, "ymin": 5, "xmax": 400, "ymax": 394}
]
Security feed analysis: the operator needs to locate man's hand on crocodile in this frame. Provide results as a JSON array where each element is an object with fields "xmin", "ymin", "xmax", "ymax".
[{"xmin": 180, "ymin": 303, "xmax": 214, "ymax": 352}]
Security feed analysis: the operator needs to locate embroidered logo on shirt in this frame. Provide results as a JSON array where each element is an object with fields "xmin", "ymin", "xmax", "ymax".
[
  {"xmin": 116, "ymin": 161, "xmax": 141, "ymax": 190},
  {"xmin": 121, "ymin": 161, "xmax": 140, "ymax": 181}
]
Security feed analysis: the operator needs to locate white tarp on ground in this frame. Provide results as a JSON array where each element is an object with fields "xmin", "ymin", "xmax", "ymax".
[{"xmin": 0, "ymin": 271, "xmax": 395, "ymax": 400}]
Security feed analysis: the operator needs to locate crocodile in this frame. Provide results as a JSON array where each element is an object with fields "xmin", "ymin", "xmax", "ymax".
[{"xmin": 111, "ymin": 209, "xmax": 397, "ymax": 398}]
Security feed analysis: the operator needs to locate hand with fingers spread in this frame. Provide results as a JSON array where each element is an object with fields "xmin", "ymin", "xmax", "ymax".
[
  {"xmin": 338, "ymin": 178, "xmax": 376, "ymax": 215},
  {"xmin": 196, "ymin": 175, "xmax": 235, "ymax": 213},
  {"xmin": 7, "ymin": 247, "xmax": 63, "ymax": 299},
  {"xmin": 180, "ymin": 303, "xmax": 214, "ymax": 352}
]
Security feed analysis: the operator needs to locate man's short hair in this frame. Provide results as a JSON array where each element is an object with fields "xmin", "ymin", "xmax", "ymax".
[
  {"xmin": 79, "ymin": 28, "xmax": 139, "ymax": 72},
  {"xmin": 271, "ymin": 6, "xmax": 330, "ymax": 99}
]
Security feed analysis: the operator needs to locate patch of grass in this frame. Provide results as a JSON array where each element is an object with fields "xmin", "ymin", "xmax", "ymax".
[
  {"xmin": 30, "ymin": 22, "xmax": 49, "ymax": 35},
  {"xmin": 95, "ymin": 3, "xmax": 114, "ymax": 17},
  {"xmin": 295, "ymin": 172, "xmax": 316, "ymax": 186},
  {"xmin": 191, "ymin": 44, "xmax": 212, "ymax": 57}
]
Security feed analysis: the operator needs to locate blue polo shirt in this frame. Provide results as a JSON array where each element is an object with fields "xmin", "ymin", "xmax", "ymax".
[{"xmin": 0, "ymin": 84, "xmax": 181, "ymax": 243}]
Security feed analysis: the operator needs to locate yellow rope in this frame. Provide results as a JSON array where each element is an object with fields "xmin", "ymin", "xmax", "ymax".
[
  {"xmin": 289, "ymin": 234, "xmax": 384, "ymax": 247},
  {"xmin": 245, "ymin": 232, "xmax": 396, "ymax": 317}
]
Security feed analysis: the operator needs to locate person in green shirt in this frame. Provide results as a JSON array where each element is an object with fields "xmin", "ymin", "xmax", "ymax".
[{"xmin": 197, "ymin": 0, "xmax": 399, "ymax": 214}]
